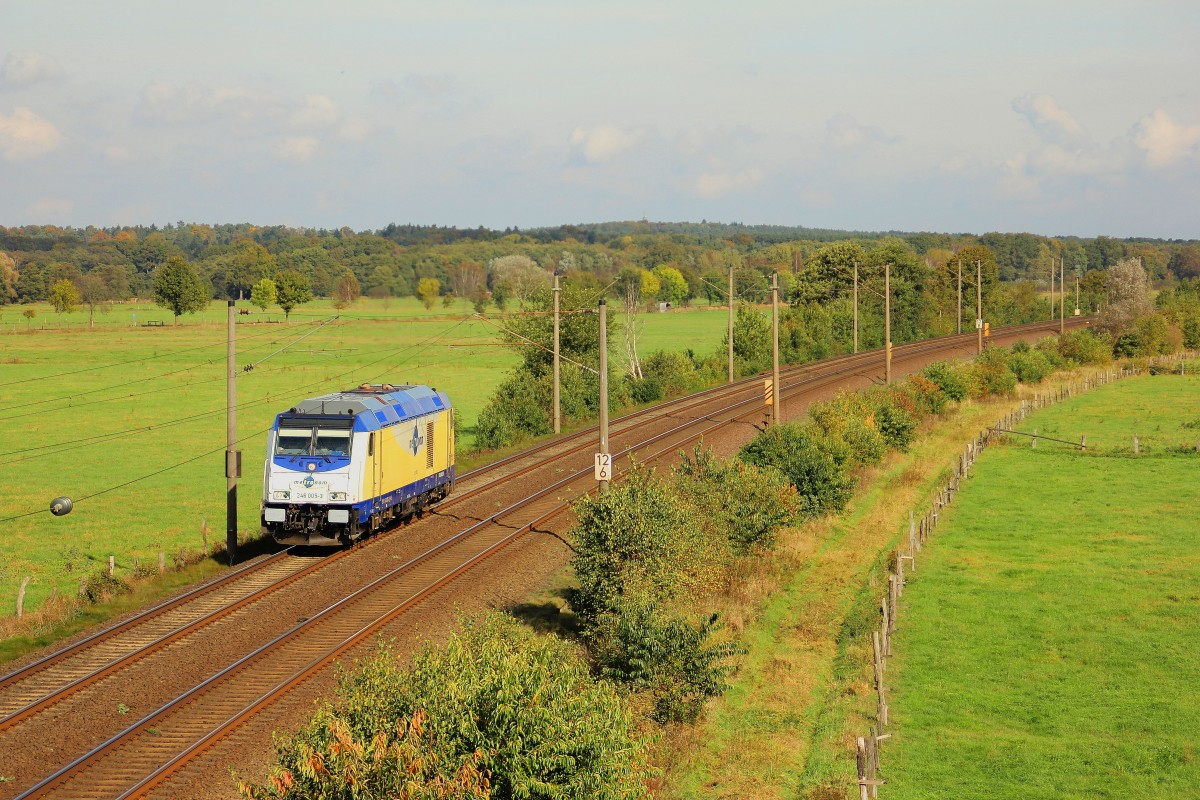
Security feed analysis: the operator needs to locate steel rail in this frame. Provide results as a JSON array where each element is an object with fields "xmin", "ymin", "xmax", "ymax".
[{"xmin": 9, "ymin": 317, "xmax": 1085, "ymax": 798}]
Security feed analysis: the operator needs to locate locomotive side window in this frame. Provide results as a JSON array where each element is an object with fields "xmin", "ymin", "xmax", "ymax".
[
  {"xmin": 276, "ymin": 428, "xmax": 313, "ymax": 456},
  {"xmin": 315, "ymin": 429, "xmax": 352, "ymax": 457}
]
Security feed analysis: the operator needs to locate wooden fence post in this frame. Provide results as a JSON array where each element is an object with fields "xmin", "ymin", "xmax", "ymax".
[
  {"xmin": 1133, "ymin": 434, "xmax": 1140, "ymax": 455},
  {"xmin": 857, "ymin": 738, "xmax": 870, "ymax": 800},
  {"xmin": 16, "ymin": 576, "xmax": 31, "ymax": 618},
  {"xmin": 107, "ymin": 556, "xmax": 115, "ymax": 577},
  {"xmin": 1032, "ymin": 428, "xmax": 1037, "ymax": 449},
  {"xmin": 158, "ymin": 551, "xmax": 166, "ymax": 573}
]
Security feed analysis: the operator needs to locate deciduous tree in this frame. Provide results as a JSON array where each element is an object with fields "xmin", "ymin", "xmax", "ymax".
[
  {"xmin": 153, "ymin": 257, "xmax": 210, "ymax": 324},
  {"xmin": 274, "ymin": 269, "xmax": 314, "ymax": 321},
  {"xmin": 417, "ymin": 277, "xmax": 441, "ymax": 310},
  {"xmin": 250, "ymin": 278, "xmax": 277, "ymax": 312},
  {"xmin": 331, "ymin": 271, "xmax": 361, "ymax": 310},
  {"xmin": 49, "ymin": 279, "xmax": 81, "ymax": 316}
]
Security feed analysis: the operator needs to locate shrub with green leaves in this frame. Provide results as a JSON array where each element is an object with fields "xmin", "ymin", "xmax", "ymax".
[
  {"xmin": 807, "ymin": 391, "xmax": 888, "ymax": 469},
  {"xmin": 1056, "ymin": 328, "xmax": 1111, "ymax": 365},
  {"xmin": 871, "ymin": 391, "xmax": 919, "ymax": 451},
  {"xmin": 1008, "ymin": 348, "xmax": 1054, "ymax": 384},
  {"xmin": 245, "ymin": 617, "xmax": 652, "ymax": 800},
  {"xmin": 673, "ymin": 445, "xmax": 800, "ymax": 552},
  {"xmin": 641, "ymin": 349, "xmax": 698, "ymax": 397},
  {"xmin": 569, "ymin": 467, "xmax": 719, "ymax": 625},
  {"xmin": 589, "ymin": 599, "xmax": 742, "ymax": 724},
  {"xmin": 964, "ymin": 348, "xmax": 1018, "ymax": 397},
  {"xmin": 238, "ymin": 708, "xmax": 491, "ymax": 800},
  {"xmin": 904, "ymin": 374, "xmax": 949, "ymax": 415},
  {"xmin": 738, "ymin": 423, "xmax": 855, "ymax": 517},
  {"xmin": 922, "ymin": 361, "xmax": 968, "ymax": 401}
]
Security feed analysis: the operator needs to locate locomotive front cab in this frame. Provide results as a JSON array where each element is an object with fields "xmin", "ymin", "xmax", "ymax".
[{"xmin": 262, "ymin": 415, "xmax": 360, "ymax": 545}]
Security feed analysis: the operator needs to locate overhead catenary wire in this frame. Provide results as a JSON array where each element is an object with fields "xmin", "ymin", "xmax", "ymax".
[
  {"xmin": 0, "ymin": 316, "xmax": 337, "ymax": 418},
  {"xmin": 0, "ymin": 317, "xmax": 315, "ymax": 389},
  {"xmin": 470, "ymin": 313, "xmax": 599, "ymax": 375},
  {"xmin": 1, "ymin": 315, "xmax": 476, "ymax": 466}
]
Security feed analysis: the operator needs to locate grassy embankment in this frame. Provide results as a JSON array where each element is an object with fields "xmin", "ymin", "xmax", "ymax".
[
  {"xmin": 878, "ymin": 373, "xmax": 1200, "ymax": 799},
  {"xmin": 0, "ymin": 297, "xmax": 730, "ymax": 642},
  {"xmin": 662, "ymin": 371, "xmax": 1199, "ymax": 799}
]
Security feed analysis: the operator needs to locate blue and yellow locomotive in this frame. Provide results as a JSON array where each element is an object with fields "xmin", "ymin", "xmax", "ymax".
[{"xmin": 261, "ymin": 384, "xmax": 454, "ymax": 545}]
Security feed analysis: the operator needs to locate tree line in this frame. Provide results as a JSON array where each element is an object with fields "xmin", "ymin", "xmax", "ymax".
[{"xmin": 2, "ymin": 222, "xmax": 1198, "ymax": 315}]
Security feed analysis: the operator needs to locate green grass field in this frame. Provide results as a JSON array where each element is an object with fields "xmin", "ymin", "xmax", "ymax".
[
  {"xmin": 885, "ymin": 375, "xmax": 1200, "ymax": 799},
  {"xmin": 0, "ymin": 297, "xmax": 734, "ymax": 619}
]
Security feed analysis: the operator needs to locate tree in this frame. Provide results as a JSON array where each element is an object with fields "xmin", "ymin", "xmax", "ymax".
[
  {"xmin": 0, "ymin": 251, "xmax": 17, "ymax": 304},
  {"xmin": 77, "ymin": 273, "xmax": 111, "ymax": 329},
  {"xmin": 153, "ymin": 256, "xmax": 210, "ymax": 324},
  {"xmin": 488, "ymin": 254, "xmax": 547, "ymax": 310},
  {"xmin": 250, "ymin": 278, "xmax": 277, "ymax": 313},
  {"xmin": 225, "ymin": 240, "xmax": 276, "ymax": 300},
  {"xmin": 791, "ymin": 241, "xmax": 866, "ymax": 305},
  {"xmin": 49, "ymin": 279, "xmax": 81, "ymax": 316},
  {"xmin": 652, "ymin": 265, "xmax": 688, "ymax": 307},
  {"xmin": 1096, "ymin": 257, "xmax": 1153, "ymax": 339},
  {"xmin": 417, "ymin": 277, "xmax": 441, "ymax": 310},
  {"xmin": 448, "ymin": 261, "xmax": 484, "ymax": 311},
  {"xmin": 274, "ymin": 269, "xmax": 314, "ymax": 321},
  {"xmin": 331, "ymin": 271, "xmax": 361, "ymax": 310}
]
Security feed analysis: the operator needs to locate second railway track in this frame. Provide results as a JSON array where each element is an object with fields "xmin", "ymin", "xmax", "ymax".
[{"xmin": 0, "ymin": 319, "xmax": 1084, "ymax": 799}]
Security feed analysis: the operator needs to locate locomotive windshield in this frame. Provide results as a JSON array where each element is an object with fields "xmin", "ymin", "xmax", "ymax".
[{"xmin": 274, "ymin": 421, "xmax": 353, "ymax": 457}]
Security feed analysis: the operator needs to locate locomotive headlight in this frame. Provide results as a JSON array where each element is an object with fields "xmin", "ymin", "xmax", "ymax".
[
  {"xmin": 329, "ymin": 492, "xmax": 348, "ymax": 501},
  {"xmin": 272, "ymin": 491, "xmax": 291, "ymax": 500}
]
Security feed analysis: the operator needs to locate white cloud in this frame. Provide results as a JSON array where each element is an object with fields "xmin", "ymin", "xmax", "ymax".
[
  {"xmin": 825, "ymin": 113, "xmax": 895, "ymax": 153},
  {"xmin": 278, "ymin": 136, "xmax": 318, "ymax": 163},
  {"xmin": 290, "ymin": 94, "xmax": 339, "ymax": 129},
  {"xmin": 138, "ymin": 81, "xmax": 265, "ymax": 124},
  {"xmin": 1013, "ymin": 94, "xmax": 1084, "ymax": 142},
  {"xmin": 337, "ymin": 118, "xmax": 372, "ymax": 141},
  {"xmin": 996, "ymin": 153, "xmax": 1041, "ymax": 199},
  {"xmin": 2, "ymin": 52, "xmax": 64, "ymax": 87},
  {"xmin": 27, "ymin": 197, "xmax": 73, "ymax": 217},
  {"xmin": 1133, "ymin": 109, "xmax": 1200, "ymax": 168},
  {"xmin": 0, "ymin": 107, "xmax": 63, "ymax": 159},
  {"xmin": 692, "ymin": 168, "xmax": 762, "ymax": 198},
  {"xmin": 569, "ymin": 124, "xmax": 638, "ymax": 164}
]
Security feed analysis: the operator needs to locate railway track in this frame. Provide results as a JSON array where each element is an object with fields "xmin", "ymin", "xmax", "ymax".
[{"xmin": 1, "ymin": 319, "xmax": 1084, "ymax": 799}]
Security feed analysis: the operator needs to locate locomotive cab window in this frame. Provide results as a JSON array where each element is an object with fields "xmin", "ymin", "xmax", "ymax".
[
  {"xmin": 276, "ymin": 428, "xmax": 313, "ymax": 456},
  {"xmin": 315, "ymin": 429, "xmax": 352, "ymax": 457}
]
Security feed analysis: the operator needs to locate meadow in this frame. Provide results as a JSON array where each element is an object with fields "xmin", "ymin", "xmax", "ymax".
[
  {"xmin": 0, "ymin": 297, "xmax": 734, "ymax": 618},
  {"xmin": 884, "ymin": 375, "xmax": 1200, "ymax": 798}
]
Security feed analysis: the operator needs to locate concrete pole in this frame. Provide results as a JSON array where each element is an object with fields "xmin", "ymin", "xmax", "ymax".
[
  {"xmin": 598, "ymin": 299, "xmax": 609, "ymax": 494},
  {"xmin": 727, "ymin": 264, "xmax": 735, "ymax": 383},
  {"xmin": 552, "ymin": 272, "xmax": 561, "ymax": 434},
  {"xmin": 976, "ymin": 260, "xmax": 983, "ymax": 355},
  {"xmin": 225, "ymin": 300, "xmax": 238, "ymax": 564},
  {"xmin": 853, "ymin": 260, "xmax": 859, "ymax": 354},
  {"xmin": 1060, "ymin": 259, "xmax": 1065, "ymax": 335},
  {"xmin": 772, "ymin": 272, "xmax": 781, "ymax": 425},
  {"xmin": 1076, "ymin": 276, "xmax": 1080, "ymax": 316},
  {"xmin": 957, "ymin": 259, "xmax": 962, "ymax": 335},
  {"xmin": 1050, "ymin": 259, "xmax": 1055, "ymax": 321},
  {"xmin": 884, "ymin": 263, "xmax": 892, "ymax": 386}
]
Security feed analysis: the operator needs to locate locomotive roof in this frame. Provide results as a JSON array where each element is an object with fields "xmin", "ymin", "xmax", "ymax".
[{"xmin": 278, "ymin": 384, "xmax": 451, "ymax": 431}]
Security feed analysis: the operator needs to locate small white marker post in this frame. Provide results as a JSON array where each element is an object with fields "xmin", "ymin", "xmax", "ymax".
[{"xmin": 594, "ymin": 452, "xmax": 612, "ymax": 488}]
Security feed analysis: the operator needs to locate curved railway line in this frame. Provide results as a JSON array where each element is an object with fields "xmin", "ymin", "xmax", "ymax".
[{"xmin": 0, "ymin": 319, "xmax": 1086, "ymax": 799}]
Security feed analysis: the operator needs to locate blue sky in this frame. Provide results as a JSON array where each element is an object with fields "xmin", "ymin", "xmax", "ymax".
[{"xmin": 1, "ymin": 1, "xmax": 1197, "ymax": 238}]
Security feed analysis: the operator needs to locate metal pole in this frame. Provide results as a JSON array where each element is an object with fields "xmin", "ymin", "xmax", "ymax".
[
  {"xmin": 598, "ymin": 299, "xmax": 609, "ymax": 494},
  {"xmin": 853, "ymin": 260, "xmax": 859, "ymax": 354},
  {"xmin": 727, "ymin": 264, "xmax": 734, "ymax": 383},
  {"xmin": 225, "ymin": 300, "xmax": 238, "ymax": 564},
  {"xmin": 956, "ymin": 259, "xmax": 962, "ymax": 335},
  {"xmin": 884, "ymin": 263, "xmax": 892, "ymax": 385},
  {"xmin": 976, "ymin": 260, "xmax": 983, "ymax": 355},
  {"xmin": 552, "ymin": 272, "xmax": 561, "ymax": 434},
  {"xmin": 1075, "ymin": 275, "xmax": 1080, "ymax": 316},
  {"xmin": 771, "ymin": 272, "xmax": 781, "ymax": 425}
]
